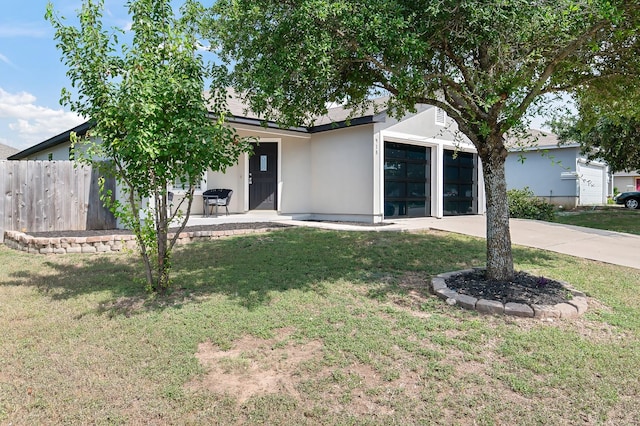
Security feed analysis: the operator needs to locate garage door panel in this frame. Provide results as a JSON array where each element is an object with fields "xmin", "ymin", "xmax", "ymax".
[{"xmin": 578, "ymin": 163, "xmax": 605, "ymax": 205}]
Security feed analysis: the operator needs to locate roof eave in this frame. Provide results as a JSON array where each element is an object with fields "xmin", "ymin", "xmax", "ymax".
[
  {"xmin": 221, "ymin": 115, "xmax": 309, "ymax": 133},
  {"xmin": 308, "ymin": 115, "xmax": 382, "ymax": 133},
  {"xmin": 11, "ymin": 108, "xmax": 386, "ymax": 161},
  {"xmin": 223, "ymin": 113, "xmax": 383, "ymax": 134}
]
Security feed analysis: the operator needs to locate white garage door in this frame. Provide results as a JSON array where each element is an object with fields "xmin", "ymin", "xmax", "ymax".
[{"xmin": 577, "ymin": 162, "xmax": 606, "ymax": 205}]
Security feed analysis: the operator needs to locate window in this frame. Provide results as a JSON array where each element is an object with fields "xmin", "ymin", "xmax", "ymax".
[
  {"xmin": 173, "ymin": 175, "xmax": 203, "ymax": 191},
  {"xmin": 435, "ymin": 107, "xmax": 446, "ymax": 126}
]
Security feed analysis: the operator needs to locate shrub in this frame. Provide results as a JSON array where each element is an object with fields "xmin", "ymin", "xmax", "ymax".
[{"xmin": 507, "ymin": 187, "xmax": 556, "ymax": 221}]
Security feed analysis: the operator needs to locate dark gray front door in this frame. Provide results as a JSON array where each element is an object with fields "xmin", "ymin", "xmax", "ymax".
[{"xmin": 249, "ymin": 142, "xmax": 278, "ymax": 210}]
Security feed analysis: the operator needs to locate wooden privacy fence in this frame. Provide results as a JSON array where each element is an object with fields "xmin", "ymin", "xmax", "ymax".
[{"xmin": 0, "ymin": 160, "xmax": 117, "ymax": 242}]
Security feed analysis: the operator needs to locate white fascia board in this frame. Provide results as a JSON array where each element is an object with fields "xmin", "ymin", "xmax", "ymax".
[
  {"xmin": 232, "ymin": 123, "xmax": 311, "ymax": 140},
  {"xmin": 576, "ymin": 157, "xmax": 608, "ymax": 167},
  {"xmin": 380, "ymin": 130, "xmax": 477, "ymax": 152}
]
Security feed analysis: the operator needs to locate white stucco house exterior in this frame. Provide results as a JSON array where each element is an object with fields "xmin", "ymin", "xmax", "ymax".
[
  {"xmin": 505, "ymin": 130, "xmax": 609, "ymax": 208},
  {"xmin": 9, "ymin": 96, "xmax": 486, "ymax": 223}
]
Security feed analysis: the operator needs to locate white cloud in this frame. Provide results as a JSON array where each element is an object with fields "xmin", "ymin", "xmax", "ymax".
[
  {"xmin": 0, "ymin": 52, "xmax": 15, "ymax": 67},
  {"xmin": 0, "ymin": 88, "xmax": 85, "ymax": 151}
]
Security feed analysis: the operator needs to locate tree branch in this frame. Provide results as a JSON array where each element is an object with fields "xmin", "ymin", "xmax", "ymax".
[
  {"xmin": 514, "ymin": 19, "xmax": 609, "ymax": 117},
  {"xmin": 442, "ymin": 37, "xmax": 477, "ymax": 94}
]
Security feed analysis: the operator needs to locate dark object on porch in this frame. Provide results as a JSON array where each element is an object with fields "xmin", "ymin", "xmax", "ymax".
[
  {"xmin": 203, "ymin": 189, "xmax": 233, "ymax": 216},
  {"xmin": 168, "ymin": 191, "xmax": 174, "ymax": 215}
]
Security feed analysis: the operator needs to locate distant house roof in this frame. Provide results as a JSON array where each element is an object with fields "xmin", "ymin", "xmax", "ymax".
[
  {"xmin": 0, "ymin": 142, "xmax": 19, "ymax": 160},
  {"xmin": 8, "ymin": 121, "xmax": 93, "ymax": 160},
  {"xmin": 506, "ymin": 129, "xmax": 579, "ymax": 152},
  {"xmin": 10, "ymin": 92, "xmax": 393, "ymax": 160}
]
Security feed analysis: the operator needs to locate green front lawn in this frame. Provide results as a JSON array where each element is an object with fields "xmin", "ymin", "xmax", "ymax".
[
  {"xmin": 1, "ymin": 228, "xmax": 639, "ymax": 424},
  {"xmin": 554, "ymin": 206, "xmax": 640, "ymax": 235}
]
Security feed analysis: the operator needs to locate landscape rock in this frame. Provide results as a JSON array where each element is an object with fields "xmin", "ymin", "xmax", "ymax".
[
  {"xmin": 504, "ymin": 302, "xmax": 534, "ymax": 318},
  {"xmin": 476, "ymin": 299, "xmax": 504, "ymax": 315},
  {"xmin": 454, "ymin": 293, "xmax": 478, "ymax": 310},
  {"xmin": 567, "ymin": 296, "xmax": 588, "ymax": 315}
]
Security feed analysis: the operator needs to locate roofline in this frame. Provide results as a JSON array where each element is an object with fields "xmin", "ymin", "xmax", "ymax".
[
  {"xmin": 9, "ymin": 110, "xmax": 384, "ymax": 160},
  {"xmin": 309, "ymin": 114, "xmax": 383, "ymax": 133},
  {"xmin": 8, "ymin": 121, "xmax": 94, "ymax": 160},
  {"xmin": 224, "ymin": 113, "xmax": 382, "ymax": 133},
  {"xmin": 219, "ymin": 114, "xmax": 309, "ymax": 133}
]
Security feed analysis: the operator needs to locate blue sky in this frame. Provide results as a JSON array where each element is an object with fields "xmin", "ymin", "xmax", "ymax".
[{"xmin": 0, "ymin": 1, "xmax": 137, "ymax": 151}]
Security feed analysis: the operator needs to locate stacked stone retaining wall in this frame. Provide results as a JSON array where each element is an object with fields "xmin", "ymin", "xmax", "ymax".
[{"xmin": 3, "ymin": 228, "xmax": 276, "ymax": 255}]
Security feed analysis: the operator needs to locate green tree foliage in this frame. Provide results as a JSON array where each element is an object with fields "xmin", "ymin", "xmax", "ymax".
[
  {"xmin": 555, "ymin": 115, "xmax": 640, "ymax": 173},
  {"xmin": 47, "ymin": 0, "xmax": 251, "ymax": 293},
  {"xmin": 202, "ymin": 0, "xmax": 640, "ymax": 281},
  {"xmin": 554, "ymin": 78, "xmax": 640, "ymax": 173}
]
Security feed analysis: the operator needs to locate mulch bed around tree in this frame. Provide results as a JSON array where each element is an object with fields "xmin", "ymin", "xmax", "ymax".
[{"xmin": 445, "ymin": 269, "xmax": 570, "ymax": 306}]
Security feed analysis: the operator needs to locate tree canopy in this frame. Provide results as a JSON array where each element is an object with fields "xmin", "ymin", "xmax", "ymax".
[
  {"xmin": 555, "ymin": 115, "xmax": 640, "ymax": 174},
  {"xmin": 554, "ymin": 76, "xmax": 640, "ymax": 174},
  {"xmin": 47, "ymin": 0, "xmax": 251, "ymax": 292},
  {"xmin": 205, "ymin": 0, "xmax": 640, "ymax": 281}
]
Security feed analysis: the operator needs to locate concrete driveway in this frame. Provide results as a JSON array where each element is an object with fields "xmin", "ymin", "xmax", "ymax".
[{"xmin": 390, "ymin": 215, "xmax": 640, "ymax": 270}]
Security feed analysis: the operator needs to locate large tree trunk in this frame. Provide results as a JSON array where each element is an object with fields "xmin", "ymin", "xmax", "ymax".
[{"xmin": 479, "ymin": 140, "xmax": 515, "ymax": 282}]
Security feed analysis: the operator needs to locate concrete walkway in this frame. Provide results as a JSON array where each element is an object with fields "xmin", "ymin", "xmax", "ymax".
[{"xmin": 185, "ymin": 212, "xmax": 640, "ymax": 270}]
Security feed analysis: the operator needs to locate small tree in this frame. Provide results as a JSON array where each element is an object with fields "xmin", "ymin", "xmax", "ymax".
[
  {"xmin": 47, "ymin": 0, "xmax": 251, "ymax": 293},
  {"xmin": 205, "ymin": 0, "xmax": 640, "ymax": 281}
]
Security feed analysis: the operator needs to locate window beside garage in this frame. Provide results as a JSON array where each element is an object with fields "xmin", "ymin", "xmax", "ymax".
[
  {"xmin": 384, "ymin": 142, "xmax": 431, "ymax": 218},
  {"xmin": 443, "ymin": 150, "xmax": 477, "ymax": 215}
]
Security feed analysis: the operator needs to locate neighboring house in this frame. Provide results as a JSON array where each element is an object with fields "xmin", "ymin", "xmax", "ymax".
[
  {"xmin": 611, "ymin": 171, "xmax": 640, "ymax": 194},
  {"xmin": 9, "ymin": 96, "xmax": 486, "ymax": 223},
  {"xmin": 0, "ymin": 142, "xmax": 19, "ymax": 160},
  {"xmin": 505, "ymin": 130, "xmax": 608, "ymax": 208}
]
